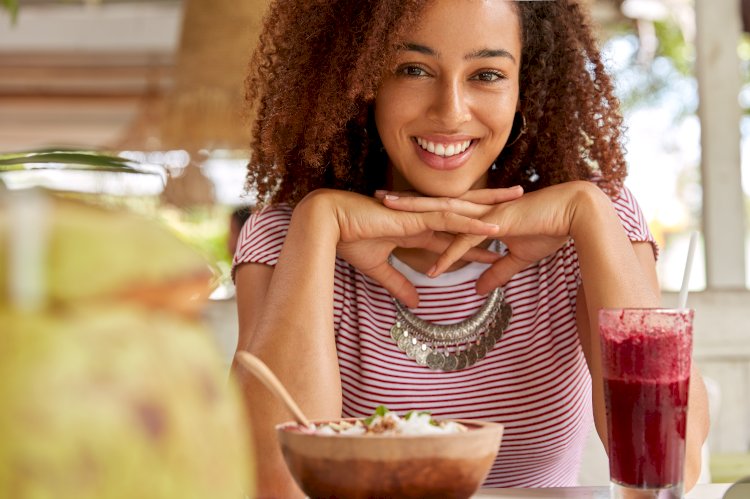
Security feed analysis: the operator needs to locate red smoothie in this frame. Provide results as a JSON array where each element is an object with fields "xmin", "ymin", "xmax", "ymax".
[
  {"xmin": 604, "ymin": 376, "xmax": 689, "ymax": 487},
  {"xmin": 599, "ymin": 309, "xmax": 693, "ymax": 490}
]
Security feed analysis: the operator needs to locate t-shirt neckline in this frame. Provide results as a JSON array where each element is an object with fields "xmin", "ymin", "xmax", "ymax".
[{"xmin": 389, "ymin": 241, "xmax": 503, "ymax": 287}]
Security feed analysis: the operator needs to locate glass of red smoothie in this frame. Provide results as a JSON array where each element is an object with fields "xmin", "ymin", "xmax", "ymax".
[{"xmin": 599, "ymin": 308, "xmax": 693, "ymax": 499}]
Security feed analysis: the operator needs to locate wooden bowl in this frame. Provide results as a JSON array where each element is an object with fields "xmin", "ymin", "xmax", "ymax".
[{"xmin": 276, "ymin": 418, "xmax": 503, "ymax": 499}]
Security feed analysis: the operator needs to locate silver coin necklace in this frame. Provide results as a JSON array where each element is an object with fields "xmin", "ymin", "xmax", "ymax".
[{"xmin": 388, "ymin": 254, "xmax": 512, "ymax": 371}]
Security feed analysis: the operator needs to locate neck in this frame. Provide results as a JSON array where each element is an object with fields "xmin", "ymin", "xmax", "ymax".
[{"xmin": 390, "ymin": 248, "xmax": 457, "ymax": 274}]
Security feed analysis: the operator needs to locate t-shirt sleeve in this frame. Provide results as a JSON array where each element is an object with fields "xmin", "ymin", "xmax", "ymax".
[
  {"xmin": 610, "ymin": 184, "xmax": 659, "ymax": 260},
  {"xmin": 231, "ymin": 204, "xmax": 293, "ymax": 281},
  {"xmin": 566, "ymin": 183, "xmax": 658, "ymax": 289}
]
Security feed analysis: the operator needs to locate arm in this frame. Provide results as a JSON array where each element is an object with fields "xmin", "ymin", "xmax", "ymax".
[
  {"xmin": 230, "ymin": 190, "xmax": 503, "ymax": 497},
  {"xmin": 574, "ymin": 243, "xmax": 659, "ymax": 451},
  {"xmin": 571, "ymin": 189, "xmax": 709, "ymax": 491},
  {"xmin": 231, "ymin": 197, "xmax": 342, "ymax": 499}
]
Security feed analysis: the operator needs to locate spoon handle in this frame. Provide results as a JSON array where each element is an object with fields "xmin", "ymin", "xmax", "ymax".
[{"xmin": 235, "ymin": 351, "xmax": 312, "ymax": 428}]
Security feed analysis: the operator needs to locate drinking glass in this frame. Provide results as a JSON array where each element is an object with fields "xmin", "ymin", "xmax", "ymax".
[{"xmin": 599, "ymin": 308, "xmax": 693, "ymax": 499}]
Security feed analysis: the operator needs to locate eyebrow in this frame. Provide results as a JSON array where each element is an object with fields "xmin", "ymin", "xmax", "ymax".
[{"xmin": 400, "ymin": 43, "xmax": 517, "ymax": 64}]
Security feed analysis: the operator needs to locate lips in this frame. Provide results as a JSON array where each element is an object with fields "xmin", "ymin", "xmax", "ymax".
[
  {"xmin": 415, "ymin": 137, "xmax": 472, "ymax": 158},
  {"xmin": 412, "ymin": 136, "xmax": 476, "ymax": 171}
]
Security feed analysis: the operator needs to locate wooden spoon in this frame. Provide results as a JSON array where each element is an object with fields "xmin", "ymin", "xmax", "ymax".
[{"xmin": 235, "ymin": 350, "xmax": 312, "ymax": 428}]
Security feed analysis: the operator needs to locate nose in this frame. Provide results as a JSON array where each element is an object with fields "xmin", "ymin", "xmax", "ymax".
[{"xmin": 426, "ymin": 79, "xmax": 471, "ymax": 129}]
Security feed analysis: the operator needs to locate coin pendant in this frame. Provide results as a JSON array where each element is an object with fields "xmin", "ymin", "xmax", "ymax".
[
  {"xmin": 465, "ymin": 348, "xmax": 478, "ymax": 367},
  {"xmin": 390, "ymin": 325, "xmax": 403, "ymax": 342},
  {"xmin": 483, "ymin": 334, "xmax": 496, "ymax": 351},
  {"xmin": 441, "ymin": 353, "xmax": 458, "ymax": 371},
  {"xmin": 474, "ymin": 342, "xmax": 487, "ymax": 360},
  {"xmin": 492, "ymin": 323, "xmax": 505, "ymax": 341},
  {"xmin": 498, "ymin": 301, "xmax": 512, "ymax": 330},
  {"xmin": 405, "ymin": 337, "xmax": 419, "ymax": 359},
  {"xmin": 397, "ymin": 333, "xmax": 411, "ymax": 352},
  {"xmin": 426, "ymin": 351, "xmax": 446, "ymax": 370},
  {"xmin": 415, "ymin": 343, "xmax": 430, "ymax": 366},
  {"xmin": 454, "ymin": 351, "xmax": 468, "ymax": 370}
]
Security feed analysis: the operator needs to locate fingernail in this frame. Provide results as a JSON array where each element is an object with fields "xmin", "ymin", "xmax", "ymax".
[
  {"xmin": 487, "ymin": 223, "xmax": 500, "ymax": 230},
  {"xmin": 374, "ymin": 190, "xmax": 387, "ymax": 197},
  {"xmin": 385, "ymin": 194, "xmax": 399, "ymax": 200},
  {"xmin": 426, "ymin": 265, "xmax": 437, "ymax": 277}
]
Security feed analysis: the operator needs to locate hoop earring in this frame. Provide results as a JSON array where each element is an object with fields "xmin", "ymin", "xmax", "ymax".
[{"xmin": 504, "ymin": 112, "xmax": 527, "ymax": 148}]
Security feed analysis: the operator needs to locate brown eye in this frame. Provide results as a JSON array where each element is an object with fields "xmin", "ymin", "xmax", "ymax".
[
  {"xmin": 473, "ymin": 71, "xmax": 505, "ymax": 82},
  {"xmin": 398, "ymin": 65, "xmax": 429, "ymax": 77}
]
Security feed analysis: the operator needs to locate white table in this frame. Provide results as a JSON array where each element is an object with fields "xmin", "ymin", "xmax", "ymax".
[{"xmin": 474, "ymin": 484, "xmax": 733, "ymax": 498}]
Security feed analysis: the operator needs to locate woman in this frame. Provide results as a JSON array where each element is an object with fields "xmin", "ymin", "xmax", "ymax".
[{"xmin": 231, "ymin": 0, "xmax": 709, "ymax": 496}]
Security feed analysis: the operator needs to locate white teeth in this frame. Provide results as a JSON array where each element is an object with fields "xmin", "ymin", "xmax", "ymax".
[{"xmin": 416, "ymin": 138, "xmax": 471, "ymax": 157}]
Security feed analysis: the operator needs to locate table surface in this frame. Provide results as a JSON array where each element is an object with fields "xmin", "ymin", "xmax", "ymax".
[{"xmin": 473, "ymin": 483, "xmax": 732, "ymax": 498}]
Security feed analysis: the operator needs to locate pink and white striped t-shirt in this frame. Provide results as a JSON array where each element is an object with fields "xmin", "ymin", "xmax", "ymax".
[{"xmin": 233, "ymin": 184, "xmax": 655, "ymax": 488}]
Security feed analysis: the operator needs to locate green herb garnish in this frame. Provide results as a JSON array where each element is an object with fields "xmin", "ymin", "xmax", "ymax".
[
  {"xmin": 404, "ymin": 410, "xmax": 432, "ymax": 421},
  {"xmin": 363, "ymin": 405, "xmax": 390, "ymax": 426}
]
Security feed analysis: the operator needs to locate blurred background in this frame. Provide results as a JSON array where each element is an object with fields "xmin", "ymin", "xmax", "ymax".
[{"xmin": 1, "ymin": 0, "xmax": 748, "ymax": 485}]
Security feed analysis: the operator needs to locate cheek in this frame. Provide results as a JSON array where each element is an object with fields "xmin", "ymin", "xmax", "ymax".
[
  {"xmin": 374, "ymin": 88, "xmax": 407, "ymax": 148},
  {"xmin": 375, "ymin": 80, "xmax": 424, "ymax": 126},
  {"xmin": 479, "ymin": 96, "xmax": 518, "ymax": 139},
  {"xmin": 373, "ymin": 90, "xmax": 392, "ymax": 139}
]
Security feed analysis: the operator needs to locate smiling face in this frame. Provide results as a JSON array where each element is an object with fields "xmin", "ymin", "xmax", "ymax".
[{"xmin": 374, "ymin": 0, "xmax": 522, "ymax": 197}]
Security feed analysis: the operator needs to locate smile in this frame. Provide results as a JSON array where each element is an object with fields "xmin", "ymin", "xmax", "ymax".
[{"xmin": 415, "ymin": 137, "xmax": 473, "ymax": 158}]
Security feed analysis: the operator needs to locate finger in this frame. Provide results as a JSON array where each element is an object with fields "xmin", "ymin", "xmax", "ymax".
[
  {"xmin": 377, "ymin": 187, "xmax": 523, "ymax": 206},
  {"xmin": 459, "ymin": 186, "xmax": 524, "ymax": 205},
  {"xmin": 385, "ymin": 196, "xmax": 491, "ymax": 218},
  {"xmin": 420, "ymin": 211, "xmax": 500, "ymax": 236},
  {"xmin": 420, "ymin": 232, "xmax": 499, "ymax": 264},
  {"xmin": 374, "ymin": 190, "xmax": 420, "ymax": 200},
  {"xmin": 463, "ymin": 246, "xmax": 501, "ymax": 263},
  {"xmin": 430, "ymin": 233, "xmax": 488, "ymax": 276},
  {"xmin": 476, "ymin": 254, "xmax": 533, "ymax": 294},
  {"xmin": 365, "ymin": 262, "xmax": 420, "ymax": 308}
]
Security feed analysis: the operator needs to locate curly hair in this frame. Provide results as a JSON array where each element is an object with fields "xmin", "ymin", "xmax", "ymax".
[{"xmin": 244, "ymin": 0, "xmax": 626, "ymax": 206}]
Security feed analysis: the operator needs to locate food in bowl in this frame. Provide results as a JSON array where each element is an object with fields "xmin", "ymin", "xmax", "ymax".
[
  {"xmin": 277, "ymin": 406, "xmax": 503, "ymax": 499},
  {"xmin": 311, "ymin": 406, "xmax": 468, "ymax": 436}
]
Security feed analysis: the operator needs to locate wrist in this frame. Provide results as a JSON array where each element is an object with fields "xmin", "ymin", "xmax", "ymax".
[
  {"xmin": 568, "ymin": 181, "xmax": 617, "ymax": 240},
  {"xmin": 293, "ymin": 189, "xmax": 342, "ymax": 241}
]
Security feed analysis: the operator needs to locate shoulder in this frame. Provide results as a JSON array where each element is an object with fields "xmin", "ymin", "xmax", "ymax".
[
  {"xmin": 245, "ymin": 203, "xmax": 293, "ymax": 229},
  {"xmin": 592, "ymin": 179, "xmax": 658, "ymax": 258},
  {"xmin": 232, "ymin": 204, "xmax": 293, "ymax": 279}
]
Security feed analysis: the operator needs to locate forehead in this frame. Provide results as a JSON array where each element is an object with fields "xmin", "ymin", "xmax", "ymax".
[{"xmin": 405, "ymin": 0, "xmax": 521, "ymax": 56}]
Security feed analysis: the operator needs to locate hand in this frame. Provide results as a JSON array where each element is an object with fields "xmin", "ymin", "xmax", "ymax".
[
  {"xmin": 374, "ymin": 186, "xmax": 524, "ymax": 218},
  {"xmin": 380, "ymin": 182, "xmax": 591, "ymax": 294},
  {"xmin": 301, "ymin": 189, "xmax": 503, "ymax": 307}
]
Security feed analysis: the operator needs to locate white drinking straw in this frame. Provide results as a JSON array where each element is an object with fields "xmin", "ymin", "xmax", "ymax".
[{"xmin": 677, "ymin": 231, "xmax": 699, "ymax": 309}]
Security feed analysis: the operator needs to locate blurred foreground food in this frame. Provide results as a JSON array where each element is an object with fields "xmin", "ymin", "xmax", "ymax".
[{"xmin": 0, "ymin": 189, "xmax": 255, "ymax": 499}]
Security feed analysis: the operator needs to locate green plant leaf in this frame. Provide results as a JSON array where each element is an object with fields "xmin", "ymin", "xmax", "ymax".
[
  {"xmin": 1, "ymin": 0, "xmax": 18, "ymax": 24},
  {"xmin": 0, "ymin": 150, "xmax": 163, "ymax": 177}
]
